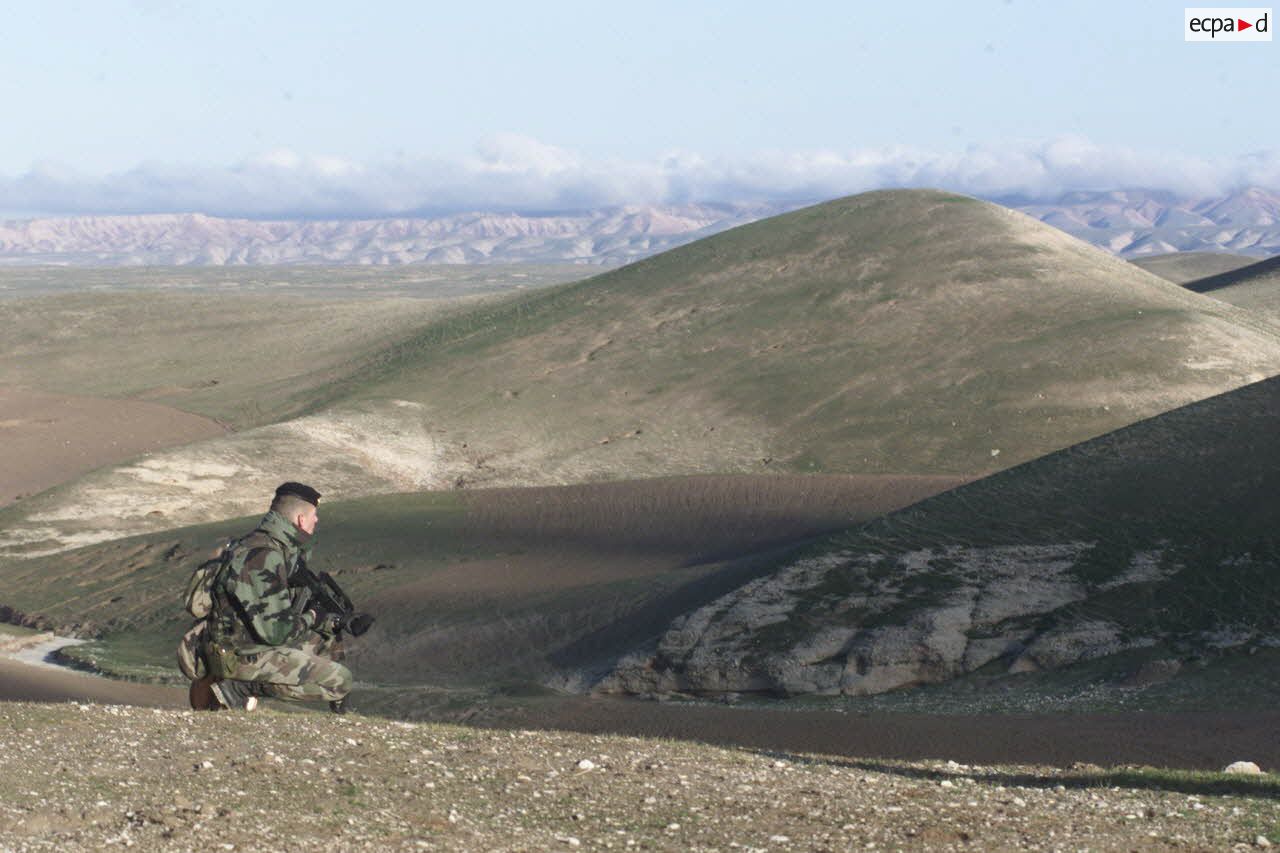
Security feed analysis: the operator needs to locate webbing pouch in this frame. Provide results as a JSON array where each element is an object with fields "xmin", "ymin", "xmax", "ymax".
[{"xmin": 206, "ymin": 641, "xmax": 239, "ymax": 679}]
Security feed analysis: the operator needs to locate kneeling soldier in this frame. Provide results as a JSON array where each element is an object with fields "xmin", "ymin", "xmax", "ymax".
[{"xmin": 191, "ymin": 482, "xmax": 354, "ymax": 713}]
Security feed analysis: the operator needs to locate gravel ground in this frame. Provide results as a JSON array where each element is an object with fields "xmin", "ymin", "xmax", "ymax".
[{"xmin": 0, "ymin": 701, "xmax": 1276, "ymax": 852}]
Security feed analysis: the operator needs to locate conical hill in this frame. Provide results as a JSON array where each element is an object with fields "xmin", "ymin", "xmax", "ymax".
[{"xmin": 323, "ymin": 189, "xmax": 1280, "ymax": 481}]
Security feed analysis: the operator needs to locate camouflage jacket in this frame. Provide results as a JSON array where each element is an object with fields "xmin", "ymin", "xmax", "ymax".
[{"xmin": 209, "ymin": 510, "xmax": 318, "ymax": 651}]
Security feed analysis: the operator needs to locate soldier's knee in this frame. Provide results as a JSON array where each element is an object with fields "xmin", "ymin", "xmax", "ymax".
[{"xmin": 311, "ymin": 659, "xmax": 351, "ymax": 698}]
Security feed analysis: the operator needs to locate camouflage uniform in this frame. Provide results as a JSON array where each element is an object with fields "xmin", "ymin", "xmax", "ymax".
[{"xmin": 207, "ymin": 509, "xmax": 351, "ymax": 703}]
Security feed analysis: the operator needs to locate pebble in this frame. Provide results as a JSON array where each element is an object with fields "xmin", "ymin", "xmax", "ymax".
[{"xmin": 2, "ymin": 704, "xmax": 1274, "ymax": 850}]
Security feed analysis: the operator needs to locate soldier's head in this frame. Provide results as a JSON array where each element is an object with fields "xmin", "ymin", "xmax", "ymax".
[{"xmin": 271, "ymin": 482, "xmax": 321, "ymax": 535}]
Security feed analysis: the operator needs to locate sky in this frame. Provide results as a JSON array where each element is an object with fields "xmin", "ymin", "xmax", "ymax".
[{"xmin": 2, "ymin": 0, "xmax": 1277, "ymax": 218}]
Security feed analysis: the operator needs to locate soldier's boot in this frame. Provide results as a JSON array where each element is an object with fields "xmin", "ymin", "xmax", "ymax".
[
  {"xmin": 210, "ymin": 679, "xmax": 259, "ymax": 712},
  {"xmin": 189, "ymin": 674, "xmax": 219, "ymax": 711},
  {"xmin": 329, "ymin": 697, "xmax": 348, "ymax": 715}
]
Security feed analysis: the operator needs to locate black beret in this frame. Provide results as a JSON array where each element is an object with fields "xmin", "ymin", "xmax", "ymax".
[{"xmin": 274, "ymin": 481, "xmax": 321, "ymax": 506}]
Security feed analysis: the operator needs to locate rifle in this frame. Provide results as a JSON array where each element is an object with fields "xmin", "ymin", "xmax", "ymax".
[{"xmin": 289, "ymin": 560, "xmax": 375, "ymax": 638}]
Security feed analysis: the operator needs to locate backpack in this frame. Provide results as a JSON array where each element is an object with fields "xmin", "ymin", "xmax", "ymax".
[{"xmin": 182, "ymin": 538, "xmax": 240, "ymax": 619}]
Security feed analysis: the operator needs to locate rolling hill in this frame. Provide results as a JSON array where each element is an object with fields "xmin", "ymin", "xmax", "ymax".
[
  {"xmin": 1129, "ymin": 251, "xmax": 1258, "ymax": 284},
  {"xmin": 604, "ymin": 374, "xmax": 1280, "ymax": 704},
  {"xmin": 5, "ymin": 189, "xmax": 1280, "ymax": 555},
  {"xmin": 0, "ymin": 269, "xmax": 586, "ymax": 430},
  {"xmin": 1181, "ymin": 254, "xmax": 1280, "ymax": 321}
]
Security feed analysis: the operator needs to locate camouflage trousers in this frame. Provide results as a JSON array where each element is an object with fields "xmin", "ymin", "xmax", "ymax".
[{"xmin": 226, "ymin": 634, "xmax": 352, "ymax": 704}]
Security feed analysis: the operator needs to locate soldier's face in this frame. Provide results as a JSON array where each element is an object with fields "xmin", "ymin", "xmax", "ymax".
[{"xmin": 296, "ymin": 505, "xmax": 319, "ymax": 535}]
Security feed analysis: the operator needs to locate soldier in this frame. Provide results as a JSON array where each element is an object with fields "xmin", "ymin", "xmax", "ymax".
[{"xmin": 190, "ymin": 482, "xmax": 354, "ymax": 713}]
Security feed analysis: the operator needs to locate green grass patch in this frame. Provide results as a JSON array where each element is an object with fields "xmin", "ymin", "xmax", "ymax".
[{"xmin": 1075, "ymin": 766, "xmax": 1280, "ymax": 798}]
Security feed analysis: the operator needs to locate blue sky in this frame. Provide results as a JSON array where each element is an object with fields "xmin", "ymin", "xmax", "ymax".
[{"xmin": 2, "ymin": 0, "xmax": 1276, "ymax": 217}]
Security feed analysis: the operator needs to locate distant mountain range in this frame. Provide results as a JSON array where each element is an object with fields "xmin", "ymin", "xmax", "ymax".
[
  {"xmin": 0, "ymin": 204, "xmax": 784, "ymax": 267},
  {"xmin": 0, "ymin": 188, "xmax": 1277, "ymax": 266},
  {"xmin": 1012, "ymin": 187, "xmax": 1280, "ymax": 258}
]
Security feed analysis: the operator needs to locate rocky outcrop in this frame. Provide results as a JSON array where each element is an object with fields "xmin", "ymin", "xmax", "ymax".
[{"xmin": 601, "ymin": 543, "xmax": 1175, "ymax": 697}]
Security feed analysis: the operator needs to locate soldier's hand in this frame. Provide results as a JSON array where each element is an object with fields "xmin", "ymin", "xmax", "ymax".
[{"xmin": 308, "ymin": 609, "xmax": 342, "ymax": 637}]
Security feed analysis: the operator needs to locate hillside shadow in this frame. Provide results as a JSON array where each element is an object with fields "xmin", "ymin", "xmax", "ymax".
[
  {"xmin": 1184, "ymin": 253, "xmax": 1280, "ymax": 293},
  {"xmin": 546, "ymin": 539, "xmax": 814, "ymax": 676},
  {"xmin": 749, "ymin": 750, "xmax": 1280, "ymax": 800}
]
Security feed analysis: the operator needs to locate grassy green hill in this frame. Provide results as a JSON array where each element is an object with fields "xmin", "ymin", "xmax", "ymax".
[
  {"xmin": 606, "ymin": 374, "xmax": 1280, "ymax": 710},
  {"xmin": 310, "ymin": 190, "xmax": 1280, "ymax": 484},
  {"xmin": 1130, "ymin": 251, "xmax": 1258, "ymax": 285}
]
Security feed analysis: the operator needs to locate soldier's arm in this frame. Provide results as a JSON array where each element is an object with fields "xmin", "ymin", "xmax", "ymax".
[{"xmin": 227, "ymin": 546, "xmax": 316, "ymax": 646}]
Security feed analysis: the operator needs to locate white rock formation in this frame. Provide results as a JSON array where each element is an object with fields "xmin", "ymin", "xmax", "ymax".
[{"xmin": 602, "ymin": 542, "xmax": 1191, "ymax": 697}]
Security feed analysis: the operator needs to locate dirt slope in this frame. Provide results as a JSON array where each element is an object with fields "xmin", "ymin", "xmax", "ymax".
[{"xmin": 0, "ymin": 386, "xmax": 226, "ymax": 506}]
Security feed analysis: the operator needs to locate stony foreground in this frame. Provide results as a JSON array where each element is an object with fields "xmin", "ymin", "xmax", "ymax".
[{"xmin": 0, "ymin": 702, "xmax": 1276, "ymax": 852}]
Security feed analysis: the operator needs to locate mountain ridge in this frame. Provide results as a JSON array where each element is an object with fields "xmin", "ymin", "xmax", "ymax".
[
  {"xmin": 0, "ymin": 204, "xmax": 789, "ymax": 267},
  {"xmin": 2, "ymin": 188, "xmax": 1278, "ymax": 266}
]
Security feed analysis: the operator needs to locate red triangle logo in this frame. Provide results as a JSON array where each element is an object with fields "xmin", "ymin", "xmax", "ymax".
[{"xmin": 1239, "ymin": 18, "xmax": 1253, "ymax": 30}]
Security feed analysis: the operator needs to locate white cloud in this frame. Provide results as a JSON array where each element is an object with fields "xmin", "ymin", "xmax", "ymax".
[{"xmin": 2, "ymin": 136, "xmax": 1279, "ymax": 220}]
